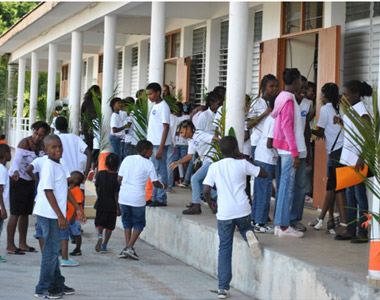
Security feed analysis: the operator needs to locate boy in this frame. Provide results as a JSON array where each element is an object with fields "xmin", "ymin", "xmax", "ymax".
[
  {"xmin": 146, "ymin": 82, "xmax": 171, "ymax": 207},
  {"xmin": 203, "ymin": 136, "xmax": 266, "ymax": 299},
  {"xmin": 33, "ymin": 135, "xmax": 86, "ymax": 299},
  {"xmin": 118, "ymin": 140, "xmax": 166, "ymax": 260},
  {"xmin": 0, "ymin": 144, "xmax": 11, "ymax": 262}
]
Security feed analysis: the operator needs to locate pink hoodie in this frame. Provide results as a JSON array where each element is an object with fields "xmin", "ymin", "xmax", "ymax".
[{"xmin": 271, "ymin": 91, "xmax": 299, "ymax": 157}]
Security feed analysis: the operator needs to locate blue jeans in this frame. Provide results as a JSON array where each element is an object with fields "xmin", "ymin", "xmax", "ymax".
[
  {"xmin": 217, "ymin": 214, "xmax": 253, "ymax": 290},
  {"xmin": 290, "ymin": 158, "xmax": 306, "ymax": 224},
  {"xmin": 35, "ymin": 216, "xmax": 65, "ymax": 295},
  {"xmin": 109, "ymin": 135, "xmax": 122, "ymax": 160},
  {"xmin": 274, "ymin": 154, "xmax": 296, "ymax": 227},
  {"xmin": 166, "ymin": 145, "xmax": 175, "ymax": 189},
  {"xmin": 174, "ymin": 145, "xmax": 188, "ymax": 161},
  {"xmin": 191, "ymin": 161, "xmax": 216, "ymax": 203},
  {"xmin": 151, "ymin": 145, "xmax": 168, "ymax": 204},
  {"xmin": 184, "ymin": 156, "xmax": 196, "ymax": 184},
  {"xmin": 346, "ymin": 182, "xmax": 369, "ymax": 237},
  {"xmin": 252, "ymin": 161, "xmax": 275, "ymax": 224}
]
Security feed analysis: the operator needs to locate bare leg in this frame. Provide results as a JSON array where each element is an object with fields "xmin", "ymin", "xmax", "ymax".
[
  {"xmin": 6, "ymin": 215, "xmax": 19, "ymax": 252},
  {"xmin": 335, "ymin": 191, "xmax": 347, "ymax": 224},
  {"xmin": 74, "ymin": 235, "xmax": 82, "ymax": 250},
  {"xmin": 18, "ymin": 215, "xmax": 31, "ymax": 249},
  {"xmin": 61, "ymin": 239, "xmax": 69, "ymax": 260},
  {"xmin": 97, "ymin": 227, "xmax": 104, "ymax": 237},
  {"xmin": 103, "ymin": 230, "xmax": 112, "ymax": 245},
  {"xmin": 127, "ymin": 229, "xmax": 142, "ymax": 248},
  {"xmin": 124, "ymin": 228, "xmax": 131, "ymax": 247},
  {"xmin": 318, "ymin": 191, "xmax": 335, "ymax": 220},
  {"xmin": 328, "ymin": 200, "xmax": 335, "ymax": 221}
]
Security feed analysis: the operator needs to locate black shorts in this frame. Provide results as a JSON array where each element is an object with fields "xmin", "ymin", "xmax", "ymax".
[
  {"xmin": 10, "ymin": 178, "xmax": 35, "ymax": 215},
  {"xmin": 95, "ymin": 211, "xmax": 117, "ymax": 231},
  {"xmin": 326, "ymin": 148, "xmax": 345, "ymax": 192}
]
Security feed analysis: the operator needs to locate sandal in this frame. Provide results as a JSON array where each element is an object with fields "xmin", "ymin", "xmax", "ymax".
[
  {"xmin": 7, "ymin": 248, "xmax": 25, "ymax": 255},
  {"xmin": 20, "ymin": 247, "xmax": 37, "ymax": 253}
]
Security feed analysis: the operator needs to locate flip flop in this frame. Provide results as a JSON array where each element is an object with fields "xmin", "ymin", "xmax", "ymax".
[
  {"xmin": 7, "ymin": 248, "xmax": 25, "ymax": 255},
  {"xmin": 20, "ymin": 247, "xmax": 37, "ymax": 253}
]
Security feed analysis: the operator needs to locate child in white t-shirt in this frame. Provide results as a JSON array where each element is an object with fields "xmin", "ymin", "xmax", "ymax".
[
  {"xmin": 110, "ymin": 97, "xmax": 128, "ymax": 161},
  {"xmin": 203, "ymin": 136, "xmax": 266, "ymax": 299},
  {"xmin": 33, "ymin": 135, "xmax": 86, "ymax": 298},
  {"xmin": 0, "ymin": 144, "xmax": 11, "ymax": 262},
  {"xmin": 118, "ymin": 140, "xmax": 166, "ymax": 260}
]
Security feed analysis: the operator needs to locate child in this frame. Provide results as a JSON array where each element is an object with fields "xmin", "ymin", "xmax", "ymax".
[
  {"xmin": 196, "ymin": 91, "xmax": 223, "ymax": 134},
  {"xmin": 0, "ymin": 134, "xmax": 6, "ymax": 144},
  {"xmin": 146, "ymin": 82, "xmax": 171, "ymax": 207},
  {"xmin": 118, "ymin": 140, "xmax": 166, "ymax": 260},
  {"xmin": 110, "ymin": 98, "xmax": 128, "ymax": 160},
  {"xmin": 33, "ymin": 135, "xmax": 86, "ymax": 298},
  {"xmin": 94, "ymin": 153, "xmax": 120, "ymax": 253},
  {"xmin": 0, "ymin": 144, "xmax": 11, "ymax": 262},
  {"xmin": 203, "ymin": 136, "xmax": 266, "ymax": 299}
]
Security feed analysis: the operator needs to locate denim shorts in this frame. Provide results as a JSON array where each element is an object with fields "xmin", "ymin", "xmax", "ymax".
[
  {"xmin": 60, "ymin": 220, "xmax": 81, "ymax": 240},
  {"xmin": 120, "ymin": 204, "xmax": 146, "ymax": 231}
]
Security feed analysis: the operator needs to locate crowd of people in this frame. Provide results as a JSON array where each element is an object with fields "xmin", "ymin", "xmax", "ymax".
[{"xmin": 0, "ymin": 69, "xmax": 373, "ymax": 299}]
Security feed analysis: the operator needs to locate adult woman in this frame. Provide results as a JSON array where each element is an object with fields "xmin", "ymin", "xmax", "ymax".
[{"xmin": 7, "ymin": 121, "xmax": 50, "ymax": 254}]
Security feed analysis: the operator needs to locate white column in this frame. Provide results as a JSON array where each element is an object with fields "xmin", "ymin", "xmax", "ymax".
[
  {"xmin": 69, "ymin": 31, "xmax": 83, "ymax": 134},
  {"xmin": 16, "ymin": 58, "xmax": 26, "ymax": 142},
  {"xmin": 225, "ymin": 2, "xmax": 249, "ymax": 150},
  {"xmin": 101, "ymin": 15, "xmax": 117, "ymax": 152},
  {"xmin": 205, "ymin": 18, "xmax": 220, "ymax": 94},
  {"xmin": 149, "ymin": 2, "xmax": 166, "ymax": 86},
  {"xmin": 47, "ymin": 43, "xmax": 58, "ymax": 124},
  {"xmin": 29, "ymin": 51, "xmax": 39, "ymax": 127},
  {"xmin": 7, "ymin": 64, "xmax": 17, "ymax": 120}
]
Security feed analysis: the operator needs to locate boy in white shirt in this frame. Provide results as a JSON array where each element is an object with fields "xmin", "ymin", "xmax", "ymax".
[
  {"xmin": 146, "ymin": 83, "xmax": 171, "ymax": 207},
  {"xmin": 203, "ymin": 136, "xmax": 266, "ymax": 299},
  {"xmin": 33, "ymin": 135, "xmax": 86, "ymax": 299},
  {"xmin": 0, "ymin": 144, "xmax": 11, "ymax": 262},
  {"xmin": 118, "ymin": 140, "xmax": 166, "ymax": 260}
]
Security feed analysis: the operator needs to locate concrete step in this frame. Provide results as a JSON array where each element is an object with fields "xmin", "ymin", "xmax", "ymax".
[{"xmin": 84, "ymin": 181, "xmax": 96, "ymax": 219}]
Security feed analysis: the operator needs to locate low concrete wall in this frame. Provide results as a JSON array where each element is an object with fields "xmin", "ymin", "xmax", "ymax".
[{"xmin": 117, "ymin": 207, "xmax": 380, "ymax": 299}]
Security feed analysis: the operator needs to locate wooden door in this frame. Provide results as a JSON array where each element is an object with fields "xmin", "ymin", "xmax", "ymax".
[
  {"xmin": 176, "ymin": 56, "xmax": 190, "ymax": 102},
  {"xmin": 60, "ymin": 64, "xmax": 69, "ymax": 98},
  {"xmin": 313, "ymin": 26, "xmax": 341, "ymax": 209}
]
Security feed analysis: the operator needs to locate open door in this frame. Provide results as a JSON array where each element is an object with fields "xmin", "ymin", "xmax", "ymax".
[
  {"xmin": 313, "ymin": 26, "xmax": 341, "ymax": 209},
  {"xmin": 164, "ymin": 56, "xmax": 191, "ymax": 102}
]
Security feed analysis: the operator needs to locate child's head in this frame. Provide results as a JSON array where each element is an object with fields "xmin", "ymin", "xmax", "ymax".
[
  {"xmin": 44, "ymin": 134, "xmax": 63, "ymax": 162},
  {"xmin": 0, "ymin": 144, "xmax": 11, "ymax": 162},
  {"xmin": 0, "ymin": 134, "xmax": 5, "ymax": 140},
  {"xmin": 220, "ymin": 136, "xmax": 239, "ymax": 157},
  {"xmin": 283, "ymin": 68, "xmax": 301, "ymax": 92},
  {"xmin": 342, "ymin": 80, "xmax": 372, "ymax": 106},
  {"xmin": 213, "ymin": 86, "xmax": 226, "ymax": 99},
  {"xmin": 70, "ymin": 171, "xmax": 84, "ymax": 187},
  {"xmin": 260, "ymin": 74, "xmax": 279, "ymax": 99},
  {"xmin": 110, "ymin": 97, "xmax": 123, "ymax": 112},
  {"xmin": 136, "ymin": 89, "xmax": 145, "ymax": 100},
  {"xmin": 105, "ymin": 153, "xmax": 120, "ymax": 171},
  {"xmin": 163, "ymin": 84, "xmax": 171, "ymax": 97},
  {"xmin": 321, "ymin": 82, "xmax": 339, "ymax": 112},
  {"xmin": 175, "ymin": 102, "xmax": 184, "ymax": 116},
  {"xmin": 178, "ymin": 119, "xmax": 195, "ymax": 140},
  {"xmin": 136, "ymin": 140, "xmax": 153, "ymax": 158},
  {"xmin": 55, "ymin": 116, "xmax": 68, "ymax": 132},
  {"xmin": 295, "ymin": 75, "xmax": 308, "ymax": 102},
  {"xmin": 307, "ymin": 81, "xmax": 316, "ymax": 101},
  {"xmin": 146, "ymin": 82, "xmax": 162, "ymax": 102},
  {"xmin": 206, "ymin": 91, "xmax": 224, "ymax": 112}
]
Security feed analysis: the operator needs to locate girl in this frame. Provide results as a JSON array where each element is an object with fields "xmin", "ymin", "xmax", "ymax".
[
  {"xmin": 109, "ymin": 98, "xmax": 128, "ymax": 160},
  {"xmin": 308, "ymin": 83, "xmax": 347, "ymax": 235},
  {"xmin": 335, "ymin": 80, "xmax": 372, "ymax": 243},
  {"xmin": 197, "ymin": 91, "xmax": 224, "ymax": 134},
  {"xmin": 271, "ymin": 68, "xmax": 305, "ymax": 238}
]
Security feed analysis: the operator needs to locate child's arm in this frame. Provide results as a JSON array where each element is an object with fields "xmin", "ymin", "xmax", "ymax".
[
  {"xmin": 246, "ymin": 106, "xmax": 272, "ymax": 129},
  {"xmin": 155, "ymin": 123, "xmax": 170, "ymax": 160},
  {"xmin": 68, "ymin": 189, "xmax": 87, "ymax": 225},
  {"xmin": 266, "ymin": 137, "xmax": 274, "ymax": 149},
  {"xmin": 26, "ymin": 164, "xmax": 39, "ymax": 183},
  {"xmin": 115, "ymin": 191, "xmax": 120, "ymax": 216},
  {"xmin": 45, "ymin": 190, "xmax": 68, "ymax": 230},
  {"xmin": 69, "ymin": 210, "xmax": 76, "ymax": 225},
  {"xmin": 169, "ymin": 154, "xmax": 193, "ymax": 170},
  {"xmin": 311, "ymin": 127, "xmax": 325, "ymax": 139},
  {"xmin": 0, "ymin": 185, "xmax": 7, "ymax": 220},
  {"xmin": 152, "ymin": 180, "xmax": 167, "ymax": 190}
]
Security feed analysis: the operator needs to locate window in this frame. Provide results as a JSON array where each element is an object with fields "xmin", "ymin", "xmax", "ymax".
[
  {"xmin": 132, "ymin": 47, "xmax": 138, "ymax": 67},
  {"xmin": 98, "ymin": 54, "xmax": 103, "ymax": 73},
  {"xmin": 131, "ymin": 46, "xmax": 139, "ymax": 98},
  {"xmin": 346, "ymin": 2, "xmax": 370, "ymax": 22},
  {"xmin": 190, "ymin": 27, "xmax": 207, "ymax": 104},
  {"xmin": 282, "ymin": 2, "xmax": 323, "ymax": 35},
  {"xmin": 62, "ymin": 65, "xmax": 69, "ymax": 81},
  {"xmin": 117, "ymin": 51, "xmax": 123, "ymax": 70},
  {"xmin": 254, "ymin": 11, "xmax": 263, "ymax": 42},
  {"xmin": 83, "ymin": 61, "xmax": 87, "ymax": 77},
  {"xmin": 252, "ymin": 11, "xmax": 263, "ymax": 97},
  {"xmin": 165, "ymin": 30, "xmax": 181, "ymax": 59},
  {"xmin": 218, "ymin": 20, "xmax": 229, "ymax": 87}
]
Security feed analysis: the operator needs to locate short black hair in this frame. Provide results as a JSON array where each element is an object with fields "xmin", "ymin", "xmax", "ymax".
[
  {"xmin": 177, "ymin": 119, "xmax": 195, "ymax": 133},
  {"xmin": 220, "ymin": 136, "xmax": 238, "ymax": 157},
  {"xmin": 0, "ymin": 144, "xmax": 10, "ymax": 159},
  {"xmin": 110, "ymin": 97, "xmax": 122, "ymax": 111},
  {"xmin": 136, "ymin": 89, "xmax": 145, "ymax": 99},
  {"xmin": 0, "ymin": 134, "xmax": 5, "ymax": 140},
  {"xmin": 146, "ymin": 82, "xmax": 162, "ymax": 93},
  {"xmin": 31, "ymin": 121, "xmax": 51, "ymax": 134},
  {"xmin": 44, "ymin": 134, "xmax": 61, "ymax": 147},
  {"xmin": 105, "ymin": 153, "xmax": 120, "ymax": 171},
  {"xmin": 124, "ymin": 97, "xmax": 135, "ymax": 105},
  {"xmin": 55, "ymin": 116, "xmax": 68, "ymax": 131},
  {"xmin": 283, "ymin": 68, "xmax": 301, "ymax": 86},
  {"xmin": 136, "ymin": 140, "xmax": 153, "ymax": 154},
  {"xmin": 343, "ymin": 80, "xmax": 372, "ymax": 98},
  {"xmin": 70, "ymin": 171, "xmax": 85, "ymax": 185},
  {"xmin": 213, "ymin": 86, "xmax": 226, "ymax": 98}
]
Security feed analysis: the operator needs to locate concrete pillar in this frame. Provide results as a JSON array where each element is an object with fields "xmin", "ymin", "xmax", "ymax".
[
  {"xmin": 7, "ymin": 64, "xmax": 17, "ymax": 130},
  {"xmin": 149, "ymin": 2, "xmax": 166, "ymax": 86},
  {"xmin": 16, "ymin": 58, "xmax": 26, "ymax": 142},
  {"xmin": 29, "ymin": 51, "xmax": 39, "ymax": 127},
  {"xmin": 225, "ymin": 2, "xmax": 249, "ymax": 150},
  {"xmin": 138, "ymin": 40, "xmax": 149, "ymax": 91},
  {"xmin": 47, "ymin": 43, "xmax": 58, "ymax": 124},
  {"xmin": 100, "ymin": 15, "xmax": 117, "ymax": 155},
  {"xmin": 205, "ymin": 18, "xmax": 220, "ymax": 96},
  {"xmin": 69, "ymin": 31, "xmax": 83, "ymax": 134}
]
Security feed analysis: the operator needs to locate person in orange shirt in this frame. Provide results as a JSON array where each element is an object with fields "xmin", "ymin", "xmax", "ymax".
[{"xmin": 0, "ymin": 135, "xmax": 6, "ymax": 144}]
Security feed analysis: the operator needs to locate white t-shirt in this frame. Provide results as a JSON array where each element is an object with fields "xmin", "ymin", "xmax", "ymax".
[
  {"xmin": 247, "ymin": 98, "xmax": 269, "ymax": 146},
  {"xmin": 255, "ymin": 116, "xmax": 278, "ymax": 165},
  {"xmin": 197, "ymin": 108, "xmax": 216, "ymax": 134},
  {"xmin": 340, "ymin": 101, "xmax": 368, "ymax": 166},
  {"xmin": 93, "ymin": 118, "xmax": 100, "ymax": 150},
  {"xmin": 0, "ymin": 164, "xmax": 10, "ymax": 210},
  {"xmin": 110, "ymin": 112, "xmax": 126, "ymax": 138},
  {"xmin": 299, "ymin": 98, "xmax": 312, "ymax": 131},
  {"xmin": 147, "ymin": 100, "xmax": 171, "ymax": 146},
  {"xmin": 317, "ymin": 103, "xmax": 344, "ymax": 154},
  {"xmin": 169, "ymin": 114, "xmax": 178, "ymax": 146},
  {"xmin": 188, "ymin": 131, "xmax": 215, "ymax": 163},
  {"xmin": 57, "ymin": 133, "xmax": 88, "ymax": 174},
  {"xmin": 175, "ymin": 115, "xmax": 190, "ymax": 146},
  {"xmin": 203, "ymin": 158, "xmax": 260, "ymax": 220},
  {"xmin": 118, "ymin": 155, "xmax": 158, "ymax": 207},
  {"xmin": 33, "ymin": 159, "xmax": 70, "ymax": 219},
  {"xmin": 31, "ymin": 155, "xmax": 48, "ymax": 174},
  {"xmin": 243, "ymin": 122, "xmax": 251, "ymax": 156}
]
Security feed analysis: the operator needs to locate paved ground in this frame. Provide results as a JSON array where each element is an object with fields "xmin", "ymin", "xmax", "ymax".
[{"xmin": 0, "ymin": 216, "xmax": 252, "ymax": 300}]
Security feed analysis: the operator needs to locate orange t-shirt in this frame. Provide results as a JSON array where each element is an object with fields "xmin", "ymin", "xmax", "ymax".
[
  {"xmin": 66, "ymin": 186, "xmax": 84, "ymax": 221},
  {"xmin": 0, "ymin": 140, "xmax": 7, "ymax": 144}
]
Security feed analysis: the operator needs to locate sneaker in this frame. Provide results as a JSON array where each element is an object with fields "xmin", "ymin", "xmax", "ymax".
[
  {"xmin": 308, "ymin": 218, "xmax": 323, "ymax": 230},
  {"xmin": 87, "ymin": 170, "xmax": 95, "ymax": 182},
  {"xmin": 254, "ymin": 224, "xmax": 274, "ymax": 234},
  {"xmin": 182, "ymin": 203, "xmax": 201, "ymax": 215},
  {"xmin": 326, "ymin": 219, "xmax": 336, "ymax": 235},
  {"xmin": 218, "ymin": 289, "xmax": 230, "ymax": 299},
  {"xmin": 61, "ymin": 259, "xmax": 79, "ymax": 267},
  {"xmin": 123, "ymin": 247, "xmax": 139, "ymax": 260},
  {"xmin": 274, "ymin": 226, "xmax": 281, "ymax": 236},
  {"xmin": 305, "ymin": 195, "xmax": 313, "ymax": 204},
  {"xmin": 277, "ymin": 226, "xmax": 304, "ymax": 238},
  {"xmin": 34, "ymin": 292, "xmax": 62, "ymax": 299},
  {"xmin": 95, "ymin": 236, "xmax": 103, "ymax": 252},
  {"xmin": 69, "ymin": 248, "xmax": 82, "ymax": 256},
  {"xmin": 118, "ymin": 247, "xmax": 128, "ymax": 258},
  {"xmin": 246, "ymin": 230, "xmax": 262, "ymax": 259},
  {"xmin": 101, "ymin": 244, "xmax": 107, "ymax": 253},
  {"xmin": 0, "ymin": 256, "xmax": 6, "ymax": 263},
  {"xmin": 291, "ymin": 221, "xmax": 307, "ymax": 232},
  {"xmin": 63, "ymin": 285, "xmax": 75, "ymax": 295},
  {"xmin": 178, "ymin": 182, "xmax": 189, "ymax": 188}
]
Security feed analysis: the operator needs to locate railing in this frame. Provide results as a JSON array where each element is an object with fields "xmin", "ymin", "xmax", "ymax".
[{"xmin": 7, "ymin": 117, "xmax": 30, "ymax": 148}]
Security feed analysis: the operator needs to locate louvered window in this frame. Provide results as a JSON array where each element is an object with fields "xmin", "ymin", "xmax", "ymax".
[
  {"xmin": 252, "ymin": 11, "xmax": 262, "ymax": 98},
  {"xmin": 116, "ymin": 51, "xmax": 123, "ymax": 96},
  {"xmin": 117, "ymin": 51, "xmax": 123, "ymax": 70},
  {"xmin": 218, "ymin": 20, "xmax": 229, "ymax": 87},
  {"xmin": 345, "ymin": 2, "xmax": 370, "ymax": 23},
  {"xmin": 146, "ymin": 43, "xmax": 150, "ymax": 85},
  {"xmin": 131, "ymin": 47, "xmax": 139, "ymax": 98}
]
